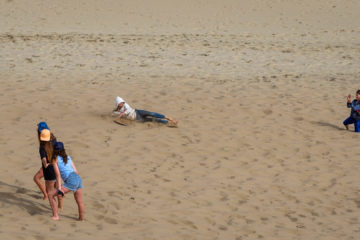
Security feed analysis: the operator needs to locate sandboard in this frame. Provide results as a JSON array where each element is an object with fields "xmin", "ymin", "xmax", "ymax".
[{"xmin": 113, "ymin": 118, "xmax": 131, "ymax": 126}]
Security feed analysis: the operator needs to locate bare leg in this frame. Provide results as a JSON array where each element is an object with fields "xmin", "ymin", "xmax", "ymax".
[
  {"xmin": 57, "ymin": 190, "xmax": 63, "ymax": 210},
  {"xmin": 48, "ymin": 188, "xmax": 59, "ymax": 220},
  {"xmin": 55, "ymin": 181, "xmax": 63, "ymax": 210},
  {"xmin": 45, "ymin": 180, "xmax": 55, "ymax": 196},
  {"xmin": 49, "ymin": 187, "xmax": 71, "ymax": 220},
  {"xmin": 74, "ymin": 189, "xmax": 85, "ymax": 221},
  {"xmin": 345, "ymin": 124, "xmax": 349, "ymax": 130},
  {"xmin": 45, "ymin": 180, "xmax": 57, "ymax": 218},
  {"xmin": 33, "ymin": 168, "xmax": 47, "ymax": 200},
  {"xmin": 46, "ymin": 181, "xmax": 63, "ymax": 211}
]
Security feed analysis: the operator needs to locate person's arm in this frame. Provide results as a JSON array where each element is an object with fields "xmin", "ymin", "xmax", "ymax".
[
  {"xmin": 117, "ymin": 104, "xmax": 128, "ymax": 119},
  {"xmin": 53, "ymin": 159, "xmax": 62, "ymax": 191},
  {"xmin": 71, "ymin": 161, "xmax": 79, "ymax": 174},
  {"xmin": 113, "ymin": 103, "xmax": 127, "ymax": 118},
  {"xmin": 39, "ymin": 147, "xmax": 49, "ymax": 168},
  {"xmin": 347, "ymin": 95, "xmax": 352, "ymax": 107},
  {"xmin": 118, "ymin": 112, "xmax": 127, "ymax": 119},
  {"xmin": 355, "ymin": 101, "xmax": 360, "ymax": 114},
  {"xmin": 42, "ymin": 157, "xmax": 48, "ymax": 168}
]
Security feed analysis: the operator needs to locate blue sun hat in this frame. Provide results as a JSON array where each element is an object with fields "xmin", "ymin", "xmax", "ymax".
[
  {"xmin": 54, "ymin": 141, "xmax": 64, "ymax": 151},
  {"xmin": 37, "ymin": 122, "xmax": 49, "ymax": 133}
]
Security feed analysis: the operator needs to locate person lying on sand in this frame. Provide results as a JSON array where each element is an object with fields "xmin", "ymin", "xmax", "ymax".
[
  {"xmin": 112, "ymin": 96, "xmax": 178, "ymax": 126},
  {"xmin": 343, "ymin": 89, "xmax": 360, "ymax": 132},
  {"xmin": 48, "ymin": 142, "xmax": 84, "ymax": 221}
]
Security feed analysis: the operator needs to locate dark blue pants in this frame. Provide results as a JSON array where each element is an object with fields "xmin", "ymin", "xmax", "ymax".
[
  {"xmin": 343, "ymin": 117, "xmax": 360, "ymax": 132},
  {"xmin": 135, "ymin": 109, "xmax": 168, "ymax": 124}
]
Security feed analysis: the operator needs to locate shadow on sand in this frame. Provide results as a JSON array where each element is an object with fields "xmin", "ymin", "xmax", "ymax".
[
  {"xmin": 0, "ymin": 181, "xmax": 78, "ymax": 220},
  {"xmin": 311, "ymin": 121, "xmax": 345, "ymax": 131},
  {"xmin": 0, "ymin": 181, "xmax": 49, "ymax": 216}
]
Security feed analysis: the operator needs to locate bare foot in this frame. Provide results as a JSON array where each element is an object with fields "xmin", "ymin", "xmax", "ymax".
[
  {"xmin": 167, "ymin": 120, "xmax": 178, "ymax": 128},
  {"xmin": 52, "ymin": 216, "xmax": 59, "ymax": 221},
  {"xmin": 345, "ymin": 125, "xmax": 349, "ymax": 130},
  {"xmin": 165, "ymin": 116, "xmax": 177, "ymax": 123},
  {"xmin": 43, "ymin": 195, "xmax": 48, "ymax": 200}
]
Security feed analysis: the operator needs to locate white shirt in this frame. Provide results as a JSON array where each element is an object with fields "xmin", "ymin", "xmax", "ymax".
[{"xmin": 114, "ymin": 102, "xmax": 136, "ymax": 120}]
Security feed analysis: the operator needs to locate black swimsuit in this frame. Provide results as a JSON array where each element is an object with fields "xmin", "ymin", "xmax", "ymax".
[{"xmin": 39, "ymin": 146, "xmax": 56, "ymax": 181}]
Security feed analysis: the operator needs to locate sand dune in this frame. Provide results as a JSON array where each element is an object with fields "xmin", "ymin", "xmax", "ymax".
[
  {"xmin": 1, "ymin": 0, "xmax": 359, "ymax": 34},
  {"xmin": 1, "ymin": 1, "xmax": 360, "ymax": 240}
]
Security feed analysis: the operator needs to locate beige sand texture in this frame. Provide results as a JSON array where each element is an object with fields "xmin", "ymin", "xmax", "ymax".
[{"xmin": 1, "ymin": 0, "xmax": 360, "ymax": 240}]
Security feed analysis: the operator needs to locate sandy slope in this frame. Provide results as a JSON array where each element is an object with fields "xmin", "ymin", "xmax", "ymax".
[
  {"xmin": 0, "ymin": 0, "xmax": 359, "ymax": 34},
  {"xmin": 0, "ymin": 1, "xmax": 360, "ymax": 240}
]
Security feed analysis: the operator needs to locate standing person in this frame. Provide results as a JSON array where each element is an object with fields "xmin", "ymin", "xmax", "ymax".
[
  {"xmin": 113, "ymin": 96, "xmax": 178, "ymax": 126},
  {"xmin": 49, "ymin": 142, "xmax": 84, "ymax": 221},
  {"xmin": 38, "ymin": 129, "xmax": 63, "ymax": 209},
  {"xmin": 33, "ymin": 122, "xmax": 57, "ymax": 200},
  {"xmin": 343, "ymin": 89, "xmax": 360, "ymax": 132}
]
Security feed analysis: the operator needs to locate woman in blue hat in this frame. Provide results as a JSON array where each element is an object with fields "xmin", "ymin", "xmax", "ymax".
[
  {"xmin": 49, "ymin": 141, "xmax": 84, "ymax": 221},
  {"xmin": 33, "ymin": 122, "xmax": 60, "ymax": 206}
]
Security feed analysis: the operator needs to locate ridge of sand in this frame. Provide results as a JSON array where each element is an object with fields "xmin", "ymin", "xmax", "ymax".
[{"xmin": 1, "ymin": 0, "xmax": 359, "ymax": 35}]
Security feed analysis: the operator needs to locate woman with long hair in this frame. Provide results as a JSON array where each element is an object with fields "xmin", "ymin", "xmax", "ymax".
[
  {"xmin": 49, "ymin": 142, "xmax": 84, "ymax": 221},
  {"xmin": 35, "ymin": 126, "xmax": 62, "ymax": 209},
  {"xmin": 33, "ymin": 122, "xmax": 56, "ymax": 200}
]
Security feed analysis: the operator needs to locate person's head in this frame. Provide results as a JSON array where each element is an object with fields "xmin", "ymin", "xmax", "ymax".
[
  {"xmin": 114, "ymin": 96, "xmax": 125, "ymax": 111},
  {"xmin": 356, "ymin": 89, "xmax": 360, "ymax": 101},
  {"xmin": 37, "ymin": 124, "xmax": 56, "ymax": 144},
  {"xmin": 37, "ymin": 122, "xmax": 49, "ymax": 133},
  {"xmin": 39, "ymin": 129, "xmax": 53, "ymax": 162},
  {"xmin": 40, "ymin": 129, "xmax": 51, "ymax": 141},
  {"xmin": 53, "ymin": 141, "xmax": 68, "ymax": 164}
]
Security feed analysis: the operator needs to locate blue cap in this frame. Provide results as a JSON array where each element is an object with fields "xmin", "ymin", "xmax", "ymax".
[
  {"xmin": 37, "ymin": 122, "xmax": 49, "ymax": 133},
  {"xmin": 54, "ymin": 141, "xmax": 64, "ymax": 151}
]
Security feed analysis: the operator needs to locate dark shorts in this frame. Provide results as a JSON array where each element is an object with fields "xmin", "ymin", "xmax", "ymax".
[{"xmin": 43, "ymin": 165, "xmax": 56, "ymax": 181}]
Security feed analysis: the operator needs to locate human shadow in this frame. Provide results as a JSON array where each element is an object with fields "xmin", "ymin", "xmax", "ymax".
[
  {"xmin": 0, "ymin": 181, "xmax": 78, "ymax": 220},
  {"xmin": 311, "ymin": 121, "xmax": 345, "ymax": 131},
  {"xmin": 0, "ymin": 181, "xmax": 49, "ymax": 215}
]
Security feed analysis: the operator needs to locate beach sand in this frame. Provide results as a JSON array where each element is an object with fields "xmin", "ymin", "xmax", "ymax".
[{"xmin": 0, "ymin": 1, "xmax": 360, "ymax": 239}]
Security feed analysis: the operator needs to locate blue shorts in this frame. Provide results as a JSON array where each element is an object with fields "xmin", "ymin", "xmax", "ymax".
[{"xmin": 63, "ymin": 172, "xmax": 83, "ymax": 191}]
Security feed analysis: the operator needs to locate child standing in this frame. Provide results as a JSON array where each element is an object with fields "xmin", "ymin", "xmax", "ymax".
[
  {"xmin": 38, "ymin": 129, "xmax": 63, "ymax": 210},
  {"xmin": 33, "ymin": 122, "xmax": 58, "ymax": 200},
  {"xmin": 343, "ymin": 89, "xmax": 360, "ymax": 132},
  {"xmin": 49, "ymin": 142, "xmax": 84, "ymax": 221}
]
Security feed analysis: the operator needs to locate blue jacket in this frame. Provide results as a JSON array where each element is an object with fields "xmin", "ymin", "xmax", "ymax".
[{"xmin": 347, "ymin": 100, "xmax": 360, "ymax": 120}]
